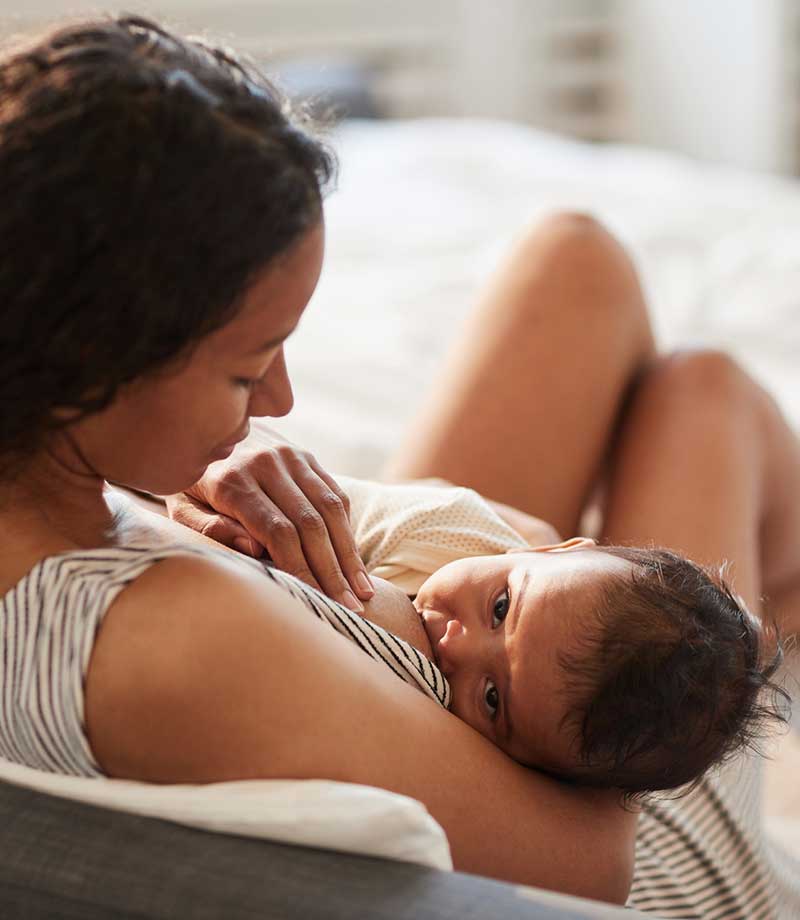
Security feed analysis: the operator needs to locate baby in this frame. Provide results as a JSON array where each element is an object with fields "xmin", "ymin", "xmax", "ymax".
[{"xmin": 339, "ymin": 475, "xmax": 787, "ymax": 797}]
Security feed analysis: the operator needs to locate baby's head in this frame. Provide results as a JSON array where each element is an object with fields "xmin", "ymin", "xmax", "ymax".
[{"xmin": 413, "ymin": 539, "xmax": 788, "ymax": 797}]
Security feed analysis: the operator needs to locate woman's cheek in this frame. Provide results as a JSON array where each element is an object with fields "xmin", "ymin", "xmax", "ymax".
[{"xmin": 209, "ymin": 383, "xmax": 250, "ymax": 436}]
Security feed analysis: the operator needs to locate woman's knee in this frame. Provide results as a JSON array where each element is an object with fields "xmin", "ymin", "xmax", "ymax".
[
  {"xmin": 508, "ymin": 210, "xmax": 650, "ymax": 332},
  {"xmin": 522, "ymin": 211, "xmax": 627, "ymax": 271},
  {"xmin": 632, "ymin": 349, "xmax": 761, "ymax": 425}
]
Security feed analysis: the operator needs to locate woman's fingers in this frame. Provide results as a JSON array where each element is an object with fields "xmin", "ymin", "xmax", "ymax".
[
  {"xmin": 296, "ymin": 463, "xmax": 375, "ymax": 604},
  {"xmin": 164, "ymin": 492, "xmax": 265, "ymax": 558},
  {"xmin": 237, "ymin": 490, "xmax": 327, "ymax": 595},
  {"xmin": 172, "ymin": 429, "xmax": 375, "ymax": 611},
  {"xmin": 199, "ymin": 449, "xmax": 370, "ymax": 610},
  {"xmin": 247, "ymin": 465, "xmax": 367, "ymax": 611}
]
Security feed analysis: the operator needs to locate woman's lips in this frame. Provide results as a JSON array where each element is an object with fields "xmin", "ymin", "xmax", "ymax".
[{"xmin": 211, "ymin": 423, "xmax": 251, "ymax": 459}]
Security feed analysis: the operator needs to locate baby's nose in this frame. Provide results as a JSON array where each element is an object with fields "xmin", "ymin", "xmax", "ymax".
[
  {"xmin": 441, "ymin": 618, "xmax": 464, "ymax": 646},
  {"xmin": 437, "ymin": 618, "xmax": 467, "ymax": 675}
]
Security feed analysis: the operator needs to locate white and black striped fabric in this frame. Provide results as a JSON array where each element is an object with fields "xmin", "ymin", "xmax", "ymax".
[
  {"xmin": 627, "ymin": 748, "xmax": 800, "ymax": 919},
  {"xmin": 0, "ymin": 543, "xmax": 449, "ymax": 777},
  {"xmin": 251, "ymin": 551, "xmax": 451, "ymax": 708}
]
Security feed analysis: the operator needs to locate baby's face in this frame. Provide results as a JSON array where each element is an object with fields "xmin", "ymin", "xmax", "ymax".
[{"xmin": 413, "ymin": 545, "xmax": 634, "ymax": 771}]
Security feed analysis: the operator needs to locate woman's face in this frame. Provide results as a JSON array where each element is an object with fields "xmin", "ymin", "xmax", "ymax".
[
  {"xmin": 69, "ymin": 219, "xmax": 325, "ymax": 495},
  {"xmin": 413, "ymin": 544, "xmax": 633, "ymax": 770}
]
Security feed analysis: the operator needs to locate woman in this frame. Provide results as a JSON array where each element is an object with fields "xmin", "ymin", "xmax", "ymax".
[{"xmin": 0, "ymin": 15, "xmax": 797, "ymax": 916}]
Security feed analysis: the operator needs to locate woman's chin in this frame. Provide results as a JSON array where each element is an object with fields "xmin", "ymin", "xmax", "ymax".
[{"xmin": 117, "ymin": 464, "xmax": 209, "ymax": 498}]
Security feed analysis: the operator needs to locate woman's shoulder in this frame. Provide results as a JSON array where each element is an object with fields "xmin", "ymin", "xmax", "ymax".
[
  {"xmin": 1, "ymin": 540, "xmax": 256, "ymax": 592},
  {"xmin": 83, "ymin": 542, "xmax": 315, "ymax": 778},
  {"xmin": 87, "ymin": 540, "xmax": 289, "ymax": 624}
]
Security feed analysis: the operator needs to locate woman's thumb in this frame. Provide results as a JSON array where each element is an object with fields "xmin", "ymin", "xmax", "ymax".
[
  {"xmin": 231, "ymin": 534, "xmax": 263, "ymax": 557},
  {"xmin": 208, "ymin": 517, "xmax": 262, "ymax": 556},
  {"xmin": 167, "ymin": 494, "xmax": 263, "ymax": 557}
]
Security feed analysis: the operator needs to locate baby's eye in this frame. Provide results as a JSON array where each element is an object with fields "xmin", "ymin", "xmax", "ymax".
[
  {"xmin": 492, "ymin": 590, "xmax": 510, "ymax": 628},
  {"xmin": 484, "ymin": 680, "xmax": 500, "ymax": 719}
]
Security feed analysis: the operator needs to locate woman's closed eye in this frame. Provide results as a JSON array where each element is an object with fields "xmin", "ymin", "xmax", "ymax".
[{"xmin": 233, "ymin": 374, "xmax": 265, "ymax": 391}]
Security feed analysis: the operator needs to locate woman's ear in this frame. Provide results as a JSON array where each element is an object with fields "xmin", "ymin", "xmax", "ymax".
[{"xmin": 505, "ymin": 537, "xmax": 597, "ymax": 554}]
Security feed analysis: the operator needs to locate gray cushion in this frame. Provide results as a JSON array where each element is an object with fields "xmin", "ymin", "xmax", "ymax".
[{"xmin": 0, "ymin": 779, "xmax": 635, "ymax": 919}]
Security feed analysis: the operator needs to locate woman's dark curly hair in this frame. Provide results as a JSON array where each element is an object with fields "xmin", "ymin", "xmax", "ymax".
[{"xmin": 0, "ymin": 14, "xmax": 335, "ymax": 476}]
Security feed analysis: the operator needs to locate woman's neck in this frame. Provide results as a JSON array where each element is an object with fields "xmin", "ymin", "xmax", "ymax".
[{"xmin": 0, "ymin": 440, "xmax": 136, "ymax": 560}]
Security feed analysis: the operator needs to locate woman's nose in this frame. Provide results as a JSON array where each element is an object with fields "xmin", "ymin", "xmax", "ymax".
[{"xmin": 249, "ymin": 347, "xmax": 294, "ymax": 418}]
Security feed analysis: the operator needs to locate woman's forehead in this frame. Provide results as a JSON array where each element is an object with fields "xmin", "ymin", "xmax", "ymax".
[{"xmin": 205, "ymin": 220, "xmax": 326, "ymax": 358}]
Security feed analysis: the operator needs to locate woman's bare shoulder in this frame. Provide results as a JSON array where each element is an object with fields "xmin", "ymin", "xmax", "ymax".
[{"xmin": 83, "ymin": 550, "xmax": 301, "ymax": 774}]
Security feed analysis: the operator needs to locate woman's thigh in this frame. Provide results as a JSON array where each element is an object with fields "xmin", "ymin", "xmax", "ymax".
[
  {"xmin": 384, "ymin": 212, "xmax": 656, "ymax": 537},
  {"xmin": 601, "ymin": 349, "xmax": 766, "ymax": 613}
]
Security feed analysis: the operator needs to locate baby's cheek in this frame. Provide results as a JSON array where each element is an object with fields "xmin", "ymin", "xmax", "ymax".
[{"xmin": 448, "ymin": 691, "xmax": 495, "ymax": 746}]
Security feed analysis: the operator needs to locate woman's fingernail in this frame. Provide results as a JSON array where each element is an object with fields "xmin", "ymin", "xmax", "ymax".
[
  {"xmin": 341, "ymin": 590, "xmax": 364, "ymax": 612},
  {"xmin": 355, "ymin": 571, "xmax": 374, "ymax": 597},
  {"xmin": 233, "ymin": 537, "xmax": 252, "ymax": 555}
]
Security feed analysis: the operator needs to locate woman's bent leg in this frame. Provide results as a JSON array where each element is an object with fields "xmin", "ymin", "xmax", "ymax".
[
  {"xmin": 606, "ymin": 349, "xmax": 800, "ymax": 920},
  {"xmin": 602, "ymin": 348, "xmax": 800, "ymax": 628},
  {"xmin": 385, "ymin": 212, "xmax": 656, "ymax": 537}
]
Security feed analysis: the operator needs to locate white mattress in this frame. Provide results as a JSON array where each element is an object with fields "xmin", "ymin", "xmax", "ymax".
[{"xmin": 275, "ymin": 117, "xmax": 800, "ymax": 478}]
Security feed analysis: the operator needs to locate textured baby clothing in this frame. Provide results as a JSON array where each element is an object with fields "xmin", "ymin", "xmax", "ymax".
[{"xmin": 337, "ymin": 475, "xmax": 528, "ymax": 594}]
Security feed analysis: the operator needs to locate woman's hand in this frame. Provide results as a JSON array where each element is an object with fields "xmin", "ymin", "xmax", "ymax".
[{"xmin": 164, "ymin": 427, "xmax": 374, "ymax": 611}]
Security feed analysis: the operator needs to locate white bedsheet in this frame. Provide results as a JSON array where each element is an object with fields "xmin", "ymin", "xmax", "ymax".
[{"xmin": 275, "ymin": 118, "xmax": 800, "ymax": 478}]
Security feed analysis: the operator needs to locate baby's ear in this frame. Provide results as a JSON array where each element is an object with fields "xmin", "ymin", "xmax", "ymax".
[{"xmin": 505, "ymin": 537, "xmax": 597, "ymax": 555}]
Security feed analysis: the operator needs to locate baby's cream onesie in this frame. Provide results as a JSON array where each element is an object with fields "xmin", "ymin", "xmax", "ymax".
[{"xmin": 337, "ymin": 476, "xmax": 528, "ymax": 594}]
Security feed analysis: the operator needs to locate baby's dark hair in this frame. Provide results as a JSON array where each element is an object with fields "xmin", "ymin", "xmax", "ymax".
[
  {"xmin": 0, "ymin": 14, "xmax": 335, "ymax": 477},
  {"xmin": 556, "ymin": 546, "xmax": 789, "ymax": 799}
]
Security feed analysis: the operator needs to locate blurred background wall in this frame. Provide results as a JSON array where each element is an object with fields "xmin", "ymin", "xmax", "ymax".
[{"xmin": 0, "ymin": 0, "xmax": 798, "ymax": 174}]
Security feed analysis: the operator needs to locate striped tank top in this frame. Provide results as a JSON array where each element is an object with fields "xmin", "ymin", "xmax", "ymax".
[{"xmin": 0, "ymin": 543, "xmax": 449, "ymax": 777}]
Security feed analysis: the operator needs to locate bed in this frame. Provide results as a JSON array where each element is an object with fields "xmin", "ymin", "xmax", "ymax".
[{"xmin": 275, "ymin": 117, "xmax": 800, "ymax": 477}]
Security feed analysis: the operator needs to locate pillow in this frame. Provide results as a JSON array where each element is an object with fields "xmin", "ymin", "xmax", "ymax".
[{"xmin": 0, "ymin": 757, "xmax": 452, "ymax": 870}]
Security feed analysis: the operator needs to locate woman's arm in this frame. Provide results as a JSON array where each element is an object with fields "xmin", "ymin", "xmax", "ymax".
[{"xmin": 84, "ymin": 553, "xmax": 636, "ymax": 904}]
